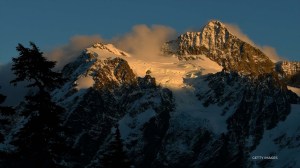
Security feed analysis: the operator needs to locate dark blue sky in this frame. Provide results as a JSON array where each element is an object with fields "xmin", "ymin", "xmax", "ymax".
[{"xmin": 1, "ymin": 0, "xmax": 299, "ymax": 64}]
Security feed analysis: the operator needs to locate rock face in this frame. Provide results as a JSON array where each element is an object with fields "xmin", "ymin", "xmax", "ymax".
[
  {"xmin": 180, "ymin": 71, "xmax": 298, "ymax": 168},
  {"xmin": 162, "ymin": 20, "xmax": 274, "ymax": 76},
  {"xmin": 277, "ymin": 61, "xmax": 300, "ymax": 76},
  {"xmin": 276, "ymin": 61, "xmax": 300, "ymax": 87}
]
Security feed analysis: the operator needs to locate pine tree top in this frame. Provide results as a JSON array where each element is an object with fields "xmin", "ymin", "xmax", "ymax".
[{"xmin": 10, "ymin": 42, "xmax": 64, "ymax": 92}]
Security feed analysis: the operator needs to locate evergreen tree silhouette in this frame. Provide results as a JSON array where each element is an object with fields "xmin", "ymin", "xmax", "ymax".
[
  {"xmin": 100, "ymin": 125, "xmax": 131, "ymax": 168},
  {"xmin": 10, "ymin": 42, "xmax": 66, "ymax": 167},
  {"xmin": 11, "ymin": 42, "xmax": 64, "ymax": 91}
]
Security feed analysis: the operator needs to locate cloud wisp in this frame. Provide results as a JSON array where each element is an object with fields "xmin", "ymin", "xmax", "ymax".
[
  {"xmin": 45, "ymin": 35, "xmax": 104, "ymax": 69},
  {"xmin": 224, "ymin": 23, "xmax": 284, "ymax": 62},
  {"xmin": 112, "ymin": 24, "xmax": 176, "ymax": 60},
  {"xmin": 45, "ymin": 25, "xmax": 176, "ymax": 68}
]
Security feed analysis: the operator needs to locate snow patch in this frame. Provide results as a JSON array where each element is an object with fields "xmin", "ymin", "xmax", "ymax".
[
  {"xmin": 76, "ymin": 75, "xmax": 94, "ymax": 89},
  {"xmin": 87, "ymin": 43, "xmax": 130, "ymax": 60},
  {"xmin": 170, "ymin": 82, "xmax": 231, "ymax": 135},
  {"xmin": 118, "ymin": 109, "xmax": 156, "ymax": 140},
  {"xmin": 125, "ymin": 54, "xmax": 222, "ymax": 89}
]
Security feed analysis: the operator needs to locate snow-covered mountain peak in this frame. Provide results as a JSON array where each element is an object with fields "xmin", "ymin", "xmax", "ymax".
[
  {"xmin": 76, "ymin": 41, "xmax": 221, "ymax": 90},
  {"xmin": 162, "ymin": 20, "xmax": 274, "ymax": 76},
  {"xmin": 87, "ymin": 43, "xmax": 130, "ymax": 59},
  {"xmin": 206, "ymin": 19, "xmax": 224, "ymax": 26},
  {"xmin": 202, "ymin": 20, "xmax": 226, "ymax": 32},
  {"xmin": 57, "ymin": 43, "xmax": 136, "ymax": 95},
  {"xmin": 175, "ymin": 20, "xmax": 229, "ymax": 52},
  {"xmin": 200, "ymin": 20, "xmax": 244, "ymax": 42}
]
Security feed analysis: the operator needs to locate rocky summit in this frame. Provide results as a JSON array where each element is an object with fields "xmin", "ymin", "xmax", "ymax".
[{"xmin": 162, "ymin": 20, "xmax": 275, "ymax": 76}]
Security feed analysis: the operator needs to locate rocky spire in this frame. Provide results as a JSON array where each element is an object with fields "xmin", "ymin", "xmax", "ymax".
[{"xmin": 162, "ymin": 20, "xmax": 275, "ymax": 76}]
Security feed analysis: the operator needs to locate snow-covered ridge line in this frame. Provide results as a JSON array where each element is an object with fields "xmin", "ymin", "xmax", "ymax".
[
  {"xmin": 85, "ymin": 43, "xmax": 222, "ymax": 89},
  {"xmin": 90, "ymin": 43, "xmax": 130, "ymax": 57}
]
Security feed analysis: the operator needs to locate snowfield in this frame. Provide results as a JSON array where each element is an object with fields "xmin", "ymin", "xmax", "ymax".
[
  {"xmin": 87, "ymin": 44, "xmax": 227, "ymax": 134},
  {"xmin": 86, "ymin": 43, "xmax": 222, "ymax": 89}
]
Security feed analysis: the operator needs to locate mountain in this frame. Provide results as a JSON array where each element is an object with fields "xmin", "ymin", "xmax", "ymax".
[
  {"xmin": 50, "ymin": 43, "xmax": 175, "ymax": 167},
  {"xmin": 1, "ymin": 20, "xmax": 300, "ymax": 168},
  {"xmin": 162, "ymin": 20, "xmax": 274, "ymax": 76}
]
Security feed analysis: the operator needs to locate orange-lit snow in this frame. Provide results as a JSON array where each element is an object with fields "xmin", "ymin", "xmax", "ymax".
[{"xmin": 86, "ymin": 43, "xmax": 222, "ymax": 89}]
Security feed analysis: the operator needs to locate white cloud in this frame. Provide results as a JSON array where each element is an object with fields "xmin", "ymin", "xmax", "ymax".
[
  {"xmin": 224, "ymin": 23, "xmax": 255, "ymax": 45},
  {"xmin": 112, "ymin": 24, "xmax": 176, "ymax": 60}
]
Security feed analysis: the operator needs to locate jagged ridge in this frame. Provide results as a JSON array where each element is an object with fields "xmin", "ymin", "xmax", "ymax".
[{"xmin": 162, "ymin": 20, "xmax": 275, "ymax": 76}]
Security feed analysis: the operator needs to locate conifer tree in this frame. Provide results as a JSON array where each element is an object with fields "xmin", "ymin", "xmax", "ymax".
[
  {"xmin": 11, "ymin": 42, "xmax": 64, "ymax": 91},
  {"xmin": 10, "ymin": 42, "xmax": 66, "ymax": 167},
  {"xmin": 100, "ymin": 125, "xmax": 131, "ymax": 168}
]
